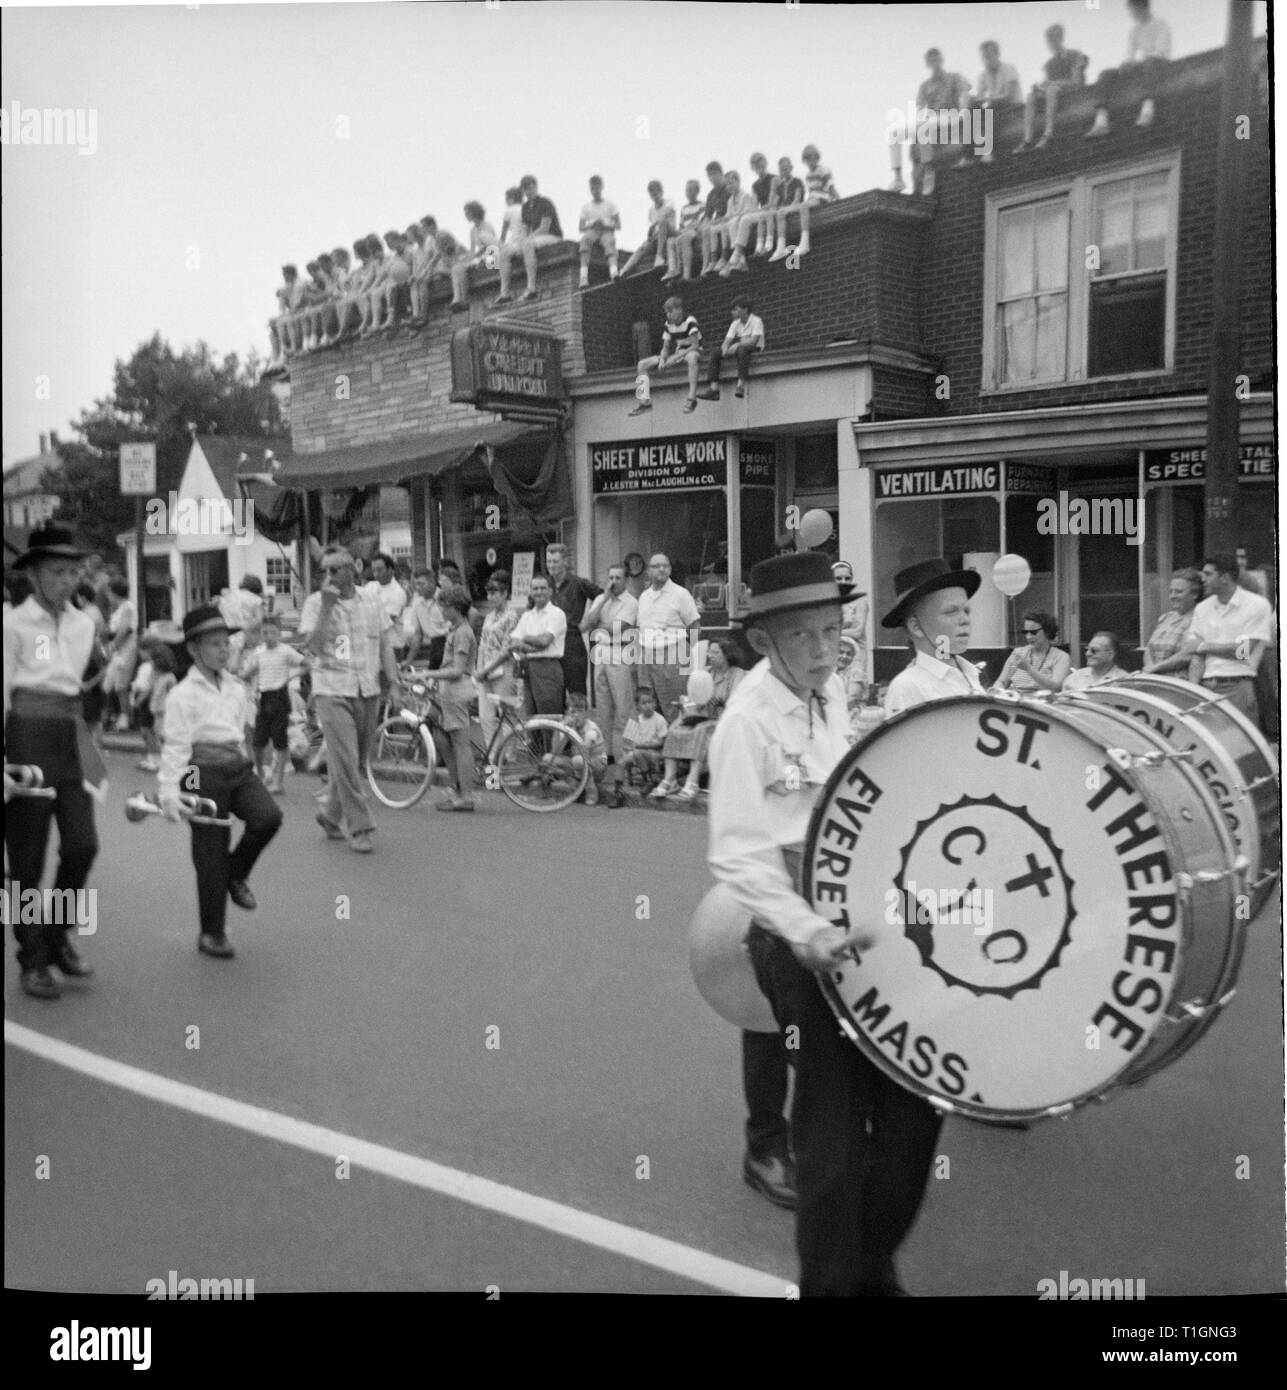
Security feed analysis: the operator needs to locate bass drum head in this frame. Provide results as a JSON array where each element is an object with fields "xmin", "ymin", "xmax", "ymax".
[{"xmin": 803, "ymin": 694, "xmax": 1238, "ymax": 1122}]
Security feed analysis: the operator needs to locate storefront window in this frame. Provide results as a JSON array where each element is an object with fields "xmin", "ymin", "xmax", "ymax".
[
  {"xmin": 594, "ymin": 490, "xmax": 729, "ymax": 623},
  {"xmin": 873, "ymin": 495, "xmax": 1001, "ymax": 644}
]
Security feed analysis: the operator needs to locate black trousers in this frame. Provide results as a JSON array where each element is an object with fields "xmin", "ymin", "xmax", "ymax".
[
  {"xmin": 743, "ymin": 1028, "xmax": 790, "ymax": 1160},
  {"xmin": 524, "ymin": 658, "xmax": 566, "ymax": 716},
  {"xmin": 708, "ymin": 342, "xmax": 760, "ymax": 384},
  {"xmin": 1096, "ymin": 56, "xmax": 1168, "ymax": 107},
  {"xmin": 4, "ymin": 714, "xmax": 99, "ymax": 971},
  {"xmin": 561, "ymin": 630, "xmax": 589, "ymax": 705},
  {"xmin": 188, "ymin": 757, "xmax": 282, "ymax": 940},
  {"xmin": 747, "ymin": 924, "xmax": 943, "ymax": 1296}
]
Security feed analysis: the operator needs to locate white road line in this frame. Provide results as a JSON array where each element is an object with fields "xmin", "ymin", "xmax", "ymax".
[{"xmin": 6, "ymin": 1021, "xmax": 789, "ymax": 1297}]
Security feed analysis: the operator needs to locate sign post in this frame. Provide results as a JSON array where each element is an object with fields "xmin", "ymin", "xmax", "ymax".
[{"xmin": 119, "ymin": 443, "xmax": 156, "ymax": 630}]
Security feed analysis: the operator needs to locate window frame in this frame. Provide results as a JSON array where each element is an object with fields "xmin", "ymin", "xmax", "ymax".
[{"xmin": 981, "ymin": 152, "xmax": 1181, "ymax": 394}]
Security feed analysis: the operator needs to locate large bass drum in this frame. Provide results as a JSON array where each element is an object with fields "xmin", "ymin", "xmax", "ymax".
[
  {"xmin": 802, "ymin": 694, "xmax": 1245, "ymax": 1124},
  {"xmin": 1072, "ymin": 673, "xmax": 1280, "ymax": 917}
]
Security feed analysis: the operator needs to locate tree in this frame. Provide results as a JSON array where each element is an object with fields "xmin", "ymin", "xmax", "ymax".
[{"xmin": 41, "ymin": 335, "xmax": 287, "ymax": 562}]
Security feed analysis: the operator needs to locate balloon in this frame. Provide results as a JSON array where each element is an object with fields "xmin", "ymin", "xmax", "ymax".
[
  {"xmin": 686, "ymin": 669, "xmax": 715, "ymax": 705},
  {"xmin": 798, "ymin": 508, "xmax": 833, "ymax": 548},
  {"xmin": 992, "ymin": 554, "xmax": 1032, "ymax": 598}
]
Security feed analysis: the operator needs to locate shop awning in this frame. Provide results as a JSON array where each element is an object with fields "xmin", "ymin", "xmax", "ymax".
[{"xmin": 275, "ymin": 419, "xmax": 547, "ymax": 490}]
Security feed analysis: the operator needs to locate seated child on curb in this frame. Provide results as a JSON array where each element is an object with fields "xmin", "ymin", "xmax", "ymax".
[
  {"xmin": 563, "ymin": 692, "xmax": 608, "ymax": 805},
  {"xmin": 619, "ymin": 685, "xmax": 668, "ymax": 785}
]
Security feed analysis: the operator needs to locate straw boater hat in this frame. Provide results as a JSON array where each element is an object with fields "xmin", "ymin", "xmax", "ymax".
[
  {"xmin": 881, "ymin": 558, "xmax": 981, "ymax": 630},
  {"xmin": 13, "ymin": 523, "xmax": 88, "ymax": 570},
  {"xmin": 733, "ymin": 552, "xmax": 859, "ymax": 628},
  {"xmin": 182, "ymin": 604, "xmax": 240, "ymax": 642}
]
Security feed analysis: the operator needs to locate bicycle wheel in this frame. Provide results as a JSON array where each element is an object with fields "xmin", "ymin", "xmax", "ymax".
[
  {"xmin": 366, "ymin": 715, "xmax": 436, "ymax": 808},
  {"xmin": 494, "ymin": 718, "xmax": 589, "ymax": 812}
]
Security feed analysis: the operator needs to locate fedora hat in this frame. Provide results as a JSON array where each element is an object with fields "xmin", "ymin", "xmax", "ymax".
[
  {"xmin": 13, "ymin": 523, "xmax": 88, "ymax": 570},
  {"xmin": 882, "ymin": 558, "xmax": 980, "ymax": 630},
  {"xmin": 182, "ymin": 604, "xmax": 240, "ymax": 642},
  {"xmin": 733, "ymin": 552, "xmax": 859, "ymax": 627}
]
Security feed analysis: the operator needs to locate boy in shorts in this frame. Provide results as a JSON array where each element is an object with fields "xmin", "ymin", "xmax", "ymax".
[
  {"xmin": 620, "ymin": 685, "xmax": 668, "ymax": 787},
  {"xmin": 629, "ymin": 295, "xmax": 702, "ymax": 416},
  {"xmin": 578, "ymin": 175, "xmax": 621, "ymax": 289},
  {"xmin": 241, "ymin": 614, "xmax": 309, "ymax": 793},
  {"xmin": 664, "ymin": 179, "xmax": 706, "ymax": 282}
]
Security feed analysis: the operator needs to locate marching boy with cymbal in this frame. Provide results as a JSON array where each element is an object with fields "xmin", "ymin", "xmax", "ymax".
[
  {"xmin": 157, "ymin": 606, "xmax": 283, "ymax": 960},
  {"xmin": 708, "ymin": 553, "xmax": 943, "ymax": 1296}
]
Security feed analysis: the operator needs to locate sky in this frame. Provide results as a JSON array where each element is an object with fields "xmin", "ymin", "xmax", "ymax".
[{"xmin": 1, "ymin": 0, "xmax": 1273, "ymax": 469}]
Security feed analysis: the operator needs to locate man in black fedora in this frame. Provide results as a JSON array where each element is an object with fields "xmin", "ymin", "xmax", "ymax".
[
  {"xmin": 707, "ymin": 552, "xmax": 942, "ymax": 1295},
  {"xmin": 156, "ymin": 605, "xmax": 283, "ymax": 959},
  {"xmin": 882, "ymin": 558, "xmax": 985, "ymax": 715},
  {"xmin": 4, "ymin": 524, "xmax": 107, "ymax": 999}
]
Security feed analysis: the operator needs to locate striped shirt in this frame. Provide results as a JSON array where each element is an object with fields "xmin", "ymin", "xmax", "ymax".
[
  {"xmin": 661, "ymin": 314, "xmax": 701, "ymax": 355},
  {"xmin": 677, "ymin": 199, "xmax": 704, "ymax": 232},
  {"xmin": 1144, "ymin": 608, "xmax": 1194, "ymax": 667},
  {"xmin": 243, "ymin": 642, "xmax": 308, "ymax": 693}
]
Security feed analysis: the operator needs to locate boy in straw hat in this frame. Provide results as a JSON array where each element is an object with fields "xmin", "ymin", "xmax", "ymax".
[
  {"xmin": 4, "ymin": 524, "xmax": 107, "ymax": 999},
  {"xmin": 157, "ymin": 605, "xmax": 283, "ymax": 960},
  {"xmin": 707, "ymin": 552, "xmax": 942, "ymax": 1295}
]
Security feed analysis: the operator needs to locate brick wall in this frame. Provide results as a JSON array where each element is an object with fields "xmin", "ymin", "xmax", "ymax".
[
  {"xmin": 287, "ymin": 245, "xmax": 590, "ymax": 453},
  {"xmin": 922, "ymin": 44, "xmax": 1273, "ymax": 418},
  {"xmin": 579, "ymin": 195, "xmax": 934, "ymax": 372}
]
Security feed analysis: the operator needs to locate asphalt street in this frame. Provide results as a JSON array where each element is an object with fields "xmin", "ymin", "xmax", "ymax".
[{"xmin": 6, "ymin": 747, "xmax": 1284, "ymax": 1297}]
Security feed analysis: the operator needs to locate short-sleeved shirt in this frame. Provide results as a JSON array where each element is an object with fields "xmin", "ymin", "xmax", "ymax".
[
  {"xmin": 580, "ymin": 198, "xmax": 619, "ymax": 231},
  {"xmin": 998, "ymin": 643, "xmax": 1072, "ymax": 692},
  {"xmin": 917, "ymin": 72, "xmax": 971, "ymax": 110},
  {"xmin": 365, "ymin": 577, "xmax": 408, "ymax": 628},
  {"xmin": 1144, "ymin": 608, "xmax": 1195, "ymax": 667},
  {"xmin": 1045, "ymin": 49, "xmax": 1087, "ymax": 84},
  {"xmin": 774, "ymin": 175, "xmax": 806, "ymax": 206},
  {"xmin": 661, "ymin": 315, "xmax": 701, "ymax": 356},
  {"xmin": 439, "ymin": 621, "xmax": 477, "ymax": 698},
  {"xmin": 469, "ymin": 221, "xmax": 498, "ymax": 256},
  {"xmin": 298, "ymin": 587, "xmax": 390, "ymax": 698},
  {"xmin": 477, "ymin": 606, "xmax": 519, "ymax": 681},
  {"xmin": 722, "ymin": 189, "xmax": 757, "ymax": 220},
  {"xmin": 648, "ymin": 199, "xmax": 677, "ymax": 232},
  {"xmin": 512, "ymin": 602, "xmax": 567, "ymax": 660},
  {"xmin": 677, "ymin": 199, "xmax": 705, "ymax": 231},
  {"xmin": 802, "ymin": 163, "xmax": 838, "ymax": 202},
  {"xmin": 522, "ymin": 194, "xmax": 562, "ymax": 238},
  {"xmin": 1188, "ymin": 589, "xmax": 1274, "ymax": 678},
  {"xmin": 723, "ymin": 314, "xmax": 765, "ymax": 350},
  {"xmin": 751, "ymin": 173, "xmax": 775, "ymax": 207},
  {"xmin": 1128, "ymin": 16, "xmax": 1172, "ymax": 62},
  {"xmin": 704, "ymin": 184, "xmax": 731, "ymax": 220},
  {"xmin": 637, "ymin": 579, "xmax": 701, "ymax": 662},
  {"xmin": 977, "ymin": 61, "xmax": 1022, "ymax": 103},
  {"xmin": 624, "ymin": 710, "xmax": 668, "ymax": 747},
  {"xmin": 1063, "ymin": 664, "xmax": 1129, "ymax": 692}
]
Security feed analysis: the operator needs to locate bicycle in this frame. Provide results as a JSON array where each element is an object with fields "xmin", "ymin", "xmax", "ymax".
[{"xmin": 365, "ymin": 658, "xmax": 589, "ymax": 812}]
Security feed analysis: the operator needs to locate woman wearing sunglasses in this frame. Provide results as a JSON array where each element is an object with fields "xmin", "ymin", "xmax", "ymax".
[{"xmin": 993, "ymin": 610, "xmax": 1071, "ymax": 694}]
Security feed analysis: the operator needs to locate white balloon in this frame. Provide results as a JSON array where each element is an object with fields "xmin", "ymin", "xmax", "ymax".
[
  {"xmin": 686, "ymin": 669, "xmax": 715, "ymax": 705},
  {"xmin": 798, "ymin": 508, "xmax": 834, "ymax": 548},
  {"xmin": 992, "ymin": 553, "xmax": 1032, "ymax": 598}
]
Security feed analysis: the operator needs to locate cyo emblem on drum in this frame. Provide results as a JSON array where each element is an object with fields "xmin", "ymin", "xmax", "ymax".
[{"xmin": 894, "ymin": 794, "xmax": 1074, "ymax": 998}]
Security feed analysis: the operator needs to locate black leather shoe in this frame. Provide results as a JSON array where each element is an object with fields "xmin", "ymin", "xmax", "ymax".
[
  {"xmin": 21, "ymin": 967, "xmax": 62, "ymax": 999},
  {"xmin": 198, "ymin": 934, "xmax": 236, "ymax": 959},
  {"xmin": 54, "ymin": 944, "xmax": 95, "ymax": 978},
  {"xmin": 228, "ymin": 879, "xmax": 257, "ymax": 910},
  {"xmin": 742, "ymin": 1151, "xmax": 798, "ymax": 1210}
]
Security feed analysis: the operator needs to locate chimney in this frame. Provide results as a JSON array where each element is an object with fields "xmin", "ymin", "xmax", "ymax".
[{"xmin": 39, "ymin": 433, "xmax": 49, "ymax": 455}]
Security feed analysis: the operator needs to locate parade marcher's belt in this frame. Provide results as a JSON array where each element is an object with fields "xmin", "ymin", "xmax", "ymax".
[
  {"xmin": 190, "ymin": 742, "xmax": 252, "ymax": 770},
  {"xmin": 7, "ymin": 687, "xmax": 108, "ymax": 799}
]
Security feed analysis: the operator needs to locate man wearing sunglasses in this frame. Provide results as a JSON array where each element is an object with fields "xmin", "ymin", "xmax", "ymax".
[{"xmin": 298, "ymin": 547, "xmax": 403, "ymax": 853}]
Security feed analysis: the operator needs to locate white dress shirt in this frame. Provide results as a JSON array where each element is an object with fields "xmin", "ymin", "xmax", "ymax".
[
  {"xmin": 512, "ymin": 602, "xmax": 567, "ymax": 660},
  {"xmin": 637, "ymin": 580, "xmax": 700, "ymax": 662},
  {"xmin": 884, "ymin": 649, "xmax": 984, "ymax": 716},
  {"xmin": 722, "ymin": 314, "xmax": 766, "ymax": 352},
  {"xmin": 585, "ymin": 589, "xmax": 639, "ymax": 652},
  {"xmin": 158, "ymin": 666, "xmax": 250, "ymax": 792},
  {"xmin": 708, "ymin": 660, "xmax": 852, "ymax": 946},
  {"xmin": 3, "ymin": 596, "xmax": 96, "ymax": 713},
  {"xmin": 1188, "ymin": 589, "xmax": 1274, "ymax": 678},
  {"xmin": 365, "ymin": 577, "xmax": 408, "ymax": 627}
]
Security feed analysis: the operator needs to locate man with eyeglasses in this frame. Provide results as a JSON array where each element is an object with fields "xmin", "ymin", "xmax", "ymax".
[
  {"xmin": 298, "ymin": 547, "xmax": 403, "ymax": 853},
  {"xmin": 636, "ymin": 553, "xmax": 701, "ymax": 719},
  {"xmin": 580, "ymin": 562, "xmax": 639, "ymax": 763}
]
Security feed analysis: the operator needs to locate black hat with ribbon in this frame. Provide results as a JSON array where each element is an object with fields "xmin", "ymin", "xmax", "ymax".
[
  {"xmin": 733, "ymin": 552, "xmax": 859, "ymax": 628},
  {"xmin": 13, "ymin": 523, "xmax": 88, "ymax": 570},
  {"xmin": 881, "ymin": 558, "xmax": 981, "ymax": 630},
  {"xmin": 182, "ymin": 604, "xmax": 241, "ymax": 641}
]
